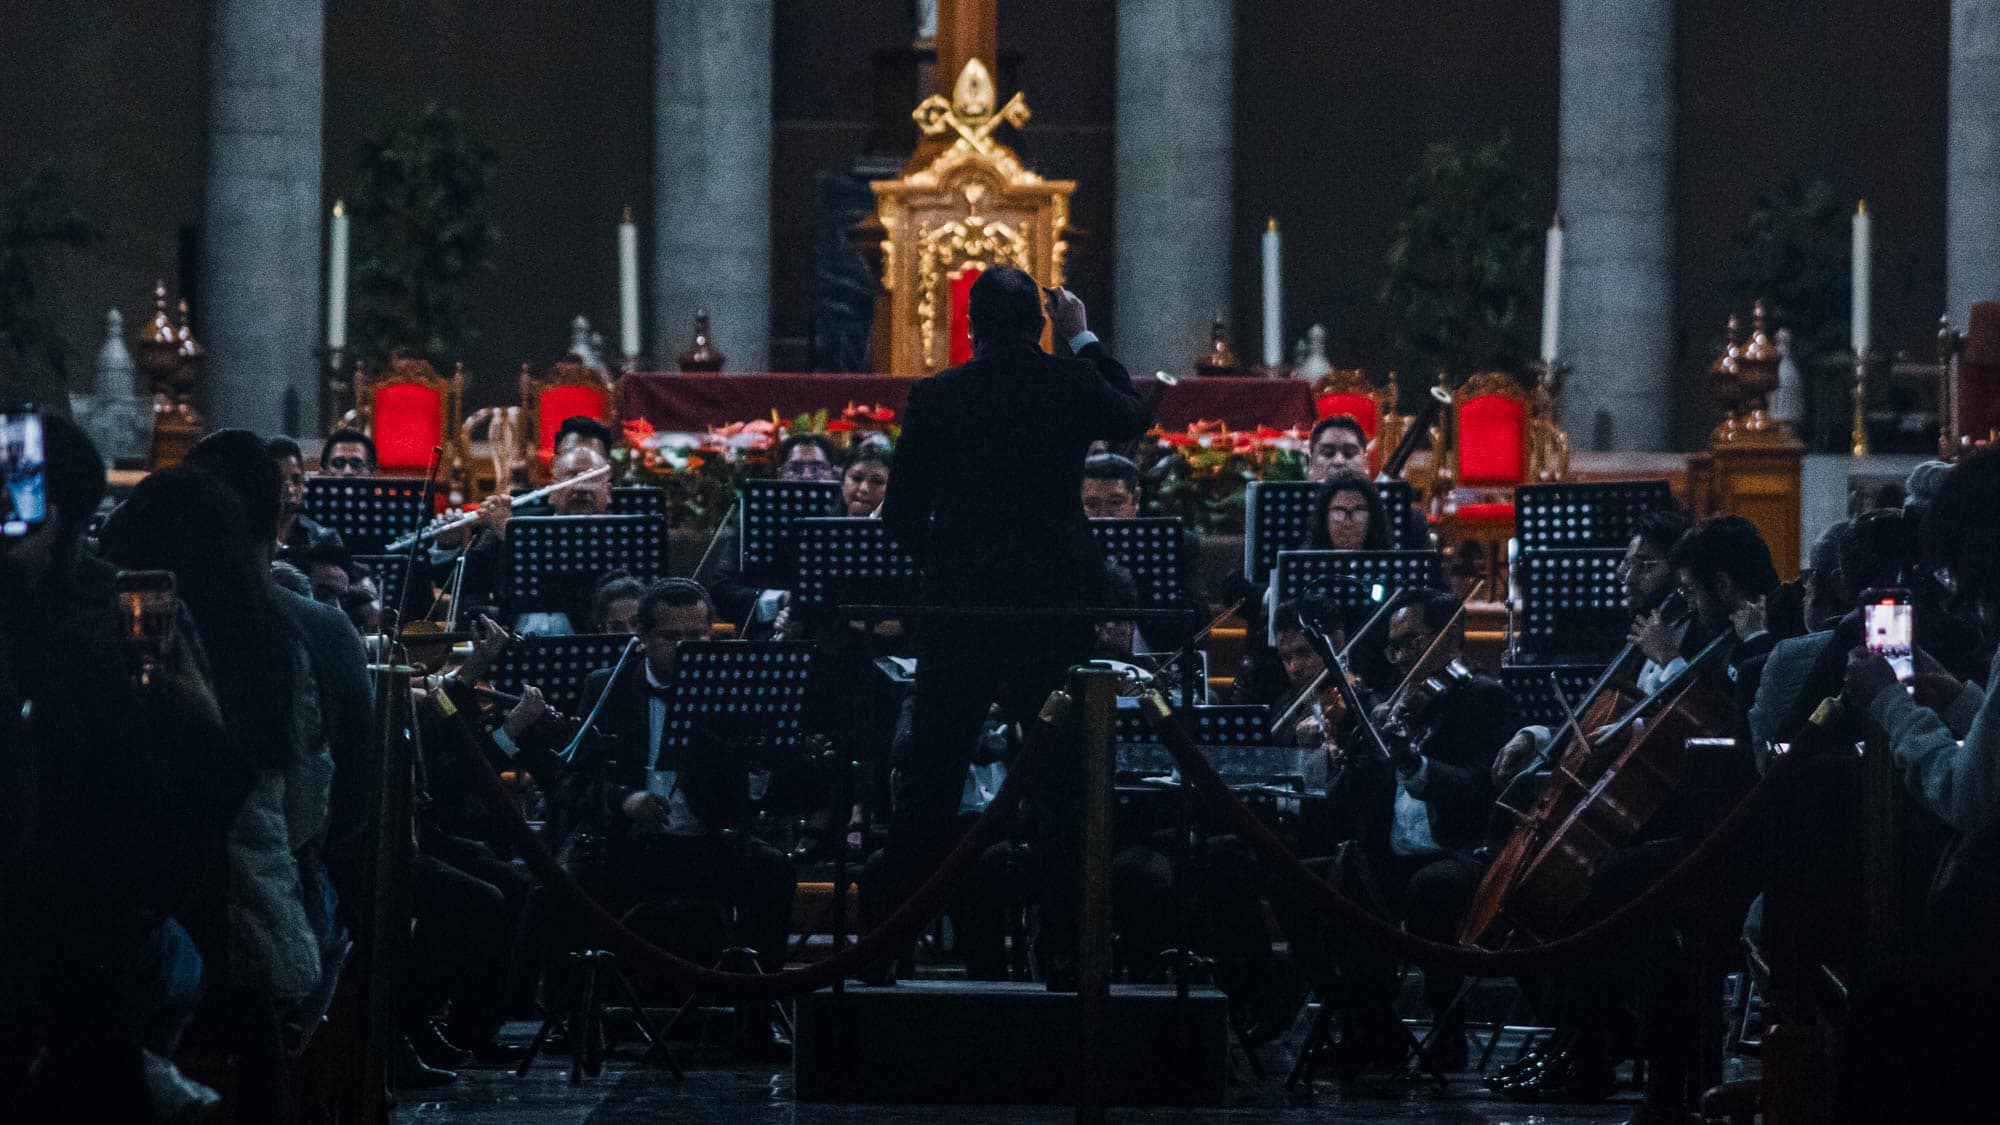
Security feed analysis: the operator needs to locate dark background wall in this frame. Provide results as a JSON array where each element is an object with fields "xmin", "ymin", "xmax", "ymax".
[{"xmin": 0, "ymin": 0, "xmax": 1957, "ymax": 447}]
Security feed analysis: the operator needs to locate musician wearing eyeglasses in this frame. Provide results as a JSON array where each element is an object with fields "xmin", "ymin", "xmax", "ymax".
[{"xmin": 1280, "ymin": 588, "xmax": 1521, "ymax": 1076}]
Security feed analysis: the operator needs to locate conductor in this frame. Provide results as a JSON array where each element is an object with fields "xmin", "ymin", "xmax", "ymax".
[{"xmin": 877, "ymin": 267, "xmax": 1149, "ymax": 945}]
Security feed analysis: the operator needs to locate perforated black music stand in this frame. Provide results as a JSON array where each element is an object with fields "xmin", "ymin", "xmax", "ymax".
[
  {"xmin": 1499, "ymin": 663, "xmax": 1608, "ymax": 731},
  {"xmin": 502, "ymin": 515, "xmax": 669, "ymax": 615},
  {"xmin": 1514, "ymin": 480, "xmax": 1675, "ymax": 551},
  {"xmin": 1244, "ymin": 481, "xmax": 1427, "ymax": 582},
  {"xmin": 486, "ymin": 633, "xmax": 635, "ymax": 717},
  {"xmin": 304, "ymin": 476, "xmax": 431, "ymax": 554},
  {"xmin": 1270, "ymin": 548, "xmax": 1444, "ymax": 634},
  {"xmin": 789, "ymin": 516, "xmax": 918, "ymax": 612},
  {"xmin": 1088, "ymin": 517, "xmax": 1187, "ymax": 610},
  {"xmin": 609, "ymin": 485, "xmax": 669, "ymax": 522},
  {"xmin": 1514, "ymin": 547, "xmax": 1628, "ymax": 663},
  {"xmin": 654, "ymin": 641, "xmax": 819, "ymax": 767},
  {"xmin": 348, "ymin": 554, "xmax": 410, "ymax": 619},
  {"xmin": 1114, "ymin": 704, "xmax": 1282, "ymax": 781},
  {"xmin": 739, "ymin": 479, "xmax": 841, "ymax": 581}
]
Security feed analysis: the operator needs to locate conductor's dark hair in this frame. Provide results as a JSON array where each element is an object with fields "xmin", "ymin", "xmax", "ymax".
[
  {"xmin": 1082, "ymin": 453, "xmax": 1139, "ymax": 491},
  {"xmin": 556, "ymin": 415, "xmax": 614, "ymax": 455},
  {"xmin": 1395, "ymin": 587, "xmax": 1461, "ymax": 634},
  {"xmin": 1629, "ymin": 507, "xmax": 1692, "ymax": 557},
  {"xmin": 184, "ymin": 428, "xmax": 283, "ymax": 543},
  {"xmin": 637, "ymin": 577, "xmax": 713, "ymax": 632},
  {"xmin": 267, "ymin": 436, "xmax": 304, "ymax": 464},
  {"xmin": 778, "ymin": 432, "xmax": 836, "ymax": 464},
  {"xmin": 1308, "ymin": 414, "xmax": 1367, "ymax": 450},
  {"xmin": 967, "ymin": 265, "xmax": 1045, "ymax": 347},
  {"xmin": 320, "ymin": 428, "xmax": 377, "ymax": 470},
  {"xmin": 1300, "ymin": 474, "xmax": 1391, "ymax": 551},
  {"xmin": 1926, "ymin": 446, "xmax": 2000, "ymax": 605},
  {"xmin": 1669, "ymin": 515, "xmax": 1780, "ymax": 598}
]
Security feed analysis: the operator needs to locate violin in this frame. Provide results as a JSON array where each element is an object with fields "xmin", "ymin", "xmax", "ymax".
[
  {"xmin": 469, "ymin": 683, "xmax": 585, "ymax": 742},
  {"xmin": 1382, "ymin": 657, "xmax": 1475, "ymax": 745}
]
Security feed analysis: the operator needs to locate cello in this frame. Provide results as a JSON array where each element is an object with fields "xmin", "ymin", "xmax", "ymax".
[{"xmin": 1460, "ymin": 626, "xmax": 1735, "ymax": 946}]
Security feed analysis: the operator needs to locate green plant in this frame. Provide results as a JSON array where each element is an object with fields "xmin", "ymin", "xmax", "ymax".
[
  {"xmin": 1379, "ymin": 132, "xmax": 1538, "ymax": 390},
  {"xmin": 347, "ymin": 105, "xmax": 499, "ymax": 367},
  {"xmin": 0, "ymin": 164, "xmax": 99, "ymax": 395}
]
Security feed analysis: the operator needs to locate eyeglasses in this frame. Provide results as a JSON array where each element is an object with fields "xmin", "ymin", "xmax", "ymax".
[
  {"xmin": 1618, "ymin": 556, "xmax": 1666, "ymax": 575},
  {"xmin": 1325, "ymin": 506, "xmax": 1369, "ymax": 522},
  {"xmin": 780, "ymin": 461, "xmax": 840, "ymax": 482},
  {"xmin": 1385, "ymin": 632, "xmax": 1430, "ymax": 657},
  {"xmin": 325, "ymin": 456, "xmax": 370, "ymax": 472}
]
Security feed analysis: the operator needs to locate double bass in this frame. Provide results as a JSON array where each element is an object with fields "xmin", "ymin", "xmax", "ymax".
[{"xmin": 1460, "ymin": 621, "xmax": 1735, "ymax": 946}]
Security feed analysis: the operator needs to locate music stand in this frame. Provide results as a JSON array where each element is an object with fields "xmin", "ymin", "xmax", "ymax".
[
  {"xmin": 1499, "ymin": 663, "xmax": 1608, "ymax": 731},
  {"xmin": 502, "ymin": 515, "xmax": 668, "ymax": 615},
  {"xmin": 304, "ymin": 475, "xmax": 431, "ymax": 554},
  {"xmin": 1515, "ymin": 547, "xmax": 1627, "ymax": 663},
  {"xmin": 609, "ymin": 485, "xmax": 669, "ymax": 521},
  {"xmin": 485, "ymin": 633, "xmax": 635, "ymax": 717},
  {"xmin": 1089, "ymin": 517, "xmax": 1187, "ymax": 610},
  {"xmin": 1244, "ymin": 481, "xmax": 1427, "ymax": 583},
  {"xmin": 1270, "ymin": 548, "xmax": 1444, "ymax": 634},
  {"xmin": 740, "ymin": 479, "xmax": 841, "ymax": 581},
  {"xmin": 788, "ymin": 517, "xmax": 919, "ymax": 613},
  {"xmin": 349, "ymin": 553, "xmax": 410, "ymax": 618},
  {"xmin": 1114, "ymin": 704, "xmax": 1284, "ymax": 781},
  {"xmin": 1514, "ymin": 480, "xmax": 1675, "ymax": 551},
  {"xmin": 1378, "ymin": 480, "xmax": 1421, "ymax": 549},
  {"xmin": 654, "ymin": 640, "xmax": 820, "ymax": 766}
]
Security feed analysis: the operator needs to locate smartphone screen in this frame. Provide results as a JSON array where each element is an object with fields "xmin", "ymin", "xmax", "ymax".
[
  {"xmin": 1, "ymin": 409, "xmax": 48, "ymax": 538},
  {"xmin": 1862, "ymin": 590, "xmax": 1914, "ymax": 684}
]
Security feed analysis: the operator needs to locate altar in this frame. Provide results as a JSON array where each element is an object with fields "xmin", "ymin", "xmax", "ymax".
[{"xmin": 616, "ymin": 371, "xmax": 1319, "ymax": 434}]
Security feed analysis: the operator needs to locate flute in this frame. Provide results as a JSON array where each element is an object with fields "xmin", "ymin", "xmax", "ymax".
[{"xmin": 383, "ymin": 463, "xmax": 613, "ymax": 552}]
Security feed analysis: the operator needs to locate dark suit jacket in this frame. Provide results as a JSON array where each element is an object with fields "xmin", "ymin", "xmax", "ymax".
[
  {"xmin": 881, "ymin": 338, "xmax": 1149, "ymax": 609},
  {"xmin": 1407, "ymin": 673, "xmax": 1521, "ymax": 853},
  {"xmin": 574, "ymin": 659, "xmax": 736, "ymax": 838}
]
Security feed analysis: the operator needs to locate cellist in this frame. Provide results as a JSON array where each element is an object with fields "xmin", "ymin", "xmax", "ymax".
[{"xmin": 1490, "ymin": 516, "xmax": 1787, "ymax": 1117}]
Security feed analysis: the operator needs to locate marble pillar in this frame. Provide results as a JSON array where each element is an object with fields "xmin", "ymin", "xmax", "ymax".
[
  {"xmin": 1556, "ymin": 0, "xmax": 1675, "ymax": 451},
  {"xmin": 655, "ymin": 0, "xmax": 772, "ymax": 371},
  {"xmin": 198, "ymin": 0, "xmax": 323, "ymax": 436},
  {"xmin": 1113, "ymin": 0, "xmax": 1233, "ymax": 377},
  {"xmin": 1949, "ymin": 1, "xmax": 2000, "ymax": 326}
]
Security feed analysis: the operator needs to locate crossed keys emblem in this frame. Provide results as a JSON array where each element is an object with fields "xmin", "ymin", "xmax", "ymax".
[{"xmin": 913, "ymin": 58, "xmax": 1032, "ymax": 158}]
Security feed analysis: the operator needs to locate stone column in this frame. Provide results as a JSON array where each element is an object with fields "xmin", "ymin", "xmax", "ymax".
[
  {"xmin": 1949, "ymin": 1, "xmax": 2000, "ymax": 326},
  {"xmin": 655, "ymin": 0, "xmax": 772, "ymax": 371},
  {"xmin": 1113, "ymin": 0, "xmax": 1233, "ymax": 377},
  {"xmin": 1556, "ymin": 0, "xmax": 1675, "ymax": 451},
  {"xmin": 198, "ymin": 0, "xmax": 324, "ymax": 436}
]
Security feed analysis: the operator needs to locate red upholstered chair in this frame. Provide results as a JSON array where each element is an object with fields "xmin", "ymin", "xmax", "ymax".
[
  {"xmin": 1442, "ymin": 371, "xmax": 1532, "ymax": 587},
  {"xmin": 356, "ymin": 352, "xmax": 465, "ymax": 480},
  {"xmin": 1312, "ymin": 367, "xmax": 1400, "ymax": 474},
  {"xmin": 520, "ymin": 358, "xmax": 616, "ymax": 481},
  {"xmin": 948, "ymin": 264, "xmax": 983, "ymax": 367}
]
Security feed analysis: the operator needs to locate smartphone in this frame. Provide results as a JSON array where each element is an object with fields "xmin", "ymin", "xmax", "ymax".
[
  {"xmin": 114, "ymin": 569, "xmax": 178, "ymax": 683},
  {"xmin": 1, "ymin": 407, "xmax": 47, "ymax": 538},
  {"xmin": 1861, "ymin": 586, "xmax": 1914, "ymax": 685}
]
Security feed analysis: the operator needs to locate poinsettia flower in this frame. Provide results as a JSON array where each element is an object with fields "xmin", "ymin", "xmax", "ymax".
[
  {"xmin": 1159, "ymin": 432, "xmax": 1198, "ymax": 447},
  {"xmin": 621, "ymin": 417, "xmax": 656, "ymax": 447},
  {"xmin": 825, "ymin": 419, "xmax": 857, "ymax": 433}
]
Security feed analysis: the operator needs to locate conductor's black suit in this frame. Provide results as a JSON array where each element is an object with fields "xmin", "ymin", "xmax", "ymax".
[{"xmin": 879, "ymin": 334, "xmax": 1148, "ymax": 903}]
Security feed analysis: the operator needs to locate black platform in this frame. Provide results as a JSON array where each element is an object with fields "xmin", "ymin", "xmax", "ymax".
[{"xmin": 794, "ymin": 980, "xmax": 1228, "ymax": 1105}]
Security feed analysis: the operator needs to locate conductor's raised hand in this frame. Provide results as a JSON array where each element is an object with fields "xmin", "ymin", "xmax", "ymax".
[{"xmin": 1042, "ymin": 286, "xmax": 1087, "ymax": 341}]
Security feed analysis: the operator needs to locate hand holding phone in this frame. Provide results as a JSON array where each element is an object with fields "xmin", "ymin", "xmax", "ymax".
[
  {"xmin": 0, "ymin": 407, "xmax": 47, "ymax": 539},
  {"xmin": 1861, "ymin": 587, "xmax": 1914, "ymax": 686}
]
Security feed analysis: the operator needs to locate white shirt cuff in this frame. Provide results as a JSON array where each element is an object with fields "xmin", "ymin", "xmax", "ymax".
[{"xmin": 1068, "ymin": 330, "xmax": 1099, "ymax": 353}]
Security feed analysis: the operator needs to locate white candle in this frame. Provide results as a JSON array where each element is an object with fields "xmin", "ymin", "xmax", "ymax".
[
  {"xmin": 1539, "ymin": 212, "xmax": 1563, "ymax": 364},
  {"xmin": 1851, "ymin": 200, "xmax": 1872, "ymax": 357},
  {"xmin": 1261, "ymin": 217, "xmax": 1282, "ymax": 369},
  {"xmin": 327, "ymin": 200, "xmax": 349, "ymax": 352},
  {"xmin": 619, "ymin": 205, "xmax": 640, "ymax": 361}
]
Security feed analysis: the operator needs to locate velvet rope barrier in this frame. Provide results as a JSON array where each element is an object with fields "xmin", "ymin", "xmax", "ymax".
[
  {"xmin": 473, "ymin": 707, "xmax": 1062, "ymax": 1003},
  {"xmin": 1136, "ymin": 691, "xmax": 1795, "ymax": 977}
]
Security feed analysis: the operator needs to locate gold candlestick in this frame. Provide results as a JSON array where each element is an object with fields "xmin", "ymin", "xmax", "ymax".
[{"xmin": 1850, "ymin": 350, "xmax": 1870, "ymax": 456}]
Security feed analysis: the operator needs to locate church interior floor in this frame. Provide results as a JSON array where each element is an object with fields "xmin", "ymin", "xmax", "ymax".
[{"xmin": 396, "ymin": 1012, "xmax": 1706, "ymax": 1123}]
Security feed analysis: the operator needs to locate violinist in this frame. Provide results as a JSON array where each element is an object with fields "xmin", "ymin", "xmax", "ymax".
[{"xmin": 1280, "ymin": 589, "xmax": 1522, "ymax": 1076}]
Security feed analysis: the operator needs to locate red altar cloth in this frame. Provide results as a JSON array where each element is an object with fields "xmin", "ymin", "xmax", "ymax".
[{"xmin": 616, "ymin": 372, "xmax": 1319, "ymax": 434}]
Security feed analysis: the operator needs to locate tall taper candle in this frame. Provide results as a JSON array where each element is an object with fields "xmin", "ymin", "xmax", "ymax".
[
  {"xmin": 326, "ymin": 200, "xmax": 349, "ymax": 352},
  {"xmin": 1852, "ymin": 200, "xmax": 1872, "ymax": 357},
  {"xmin": 618, "ymin": 205, "xmax": 640, "ymax": 362},
  {"xmin": 1539, "ymin": 211, "xmax": 1563, "ymax": 364},
  {"xmin": 1261, "ymin": 218, "xmax": 1282, "ymax": 369}
]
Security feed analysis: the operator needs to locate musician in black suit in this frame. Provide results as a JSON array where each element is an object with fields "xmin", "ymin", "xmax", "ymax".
[
  {"xmin": 877, "ymin": 268, "xmax": 1149, "ymax": 969},
  {"xmin": 563, "ymin": 580, "xmax": 796, "ymax": 969}
]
